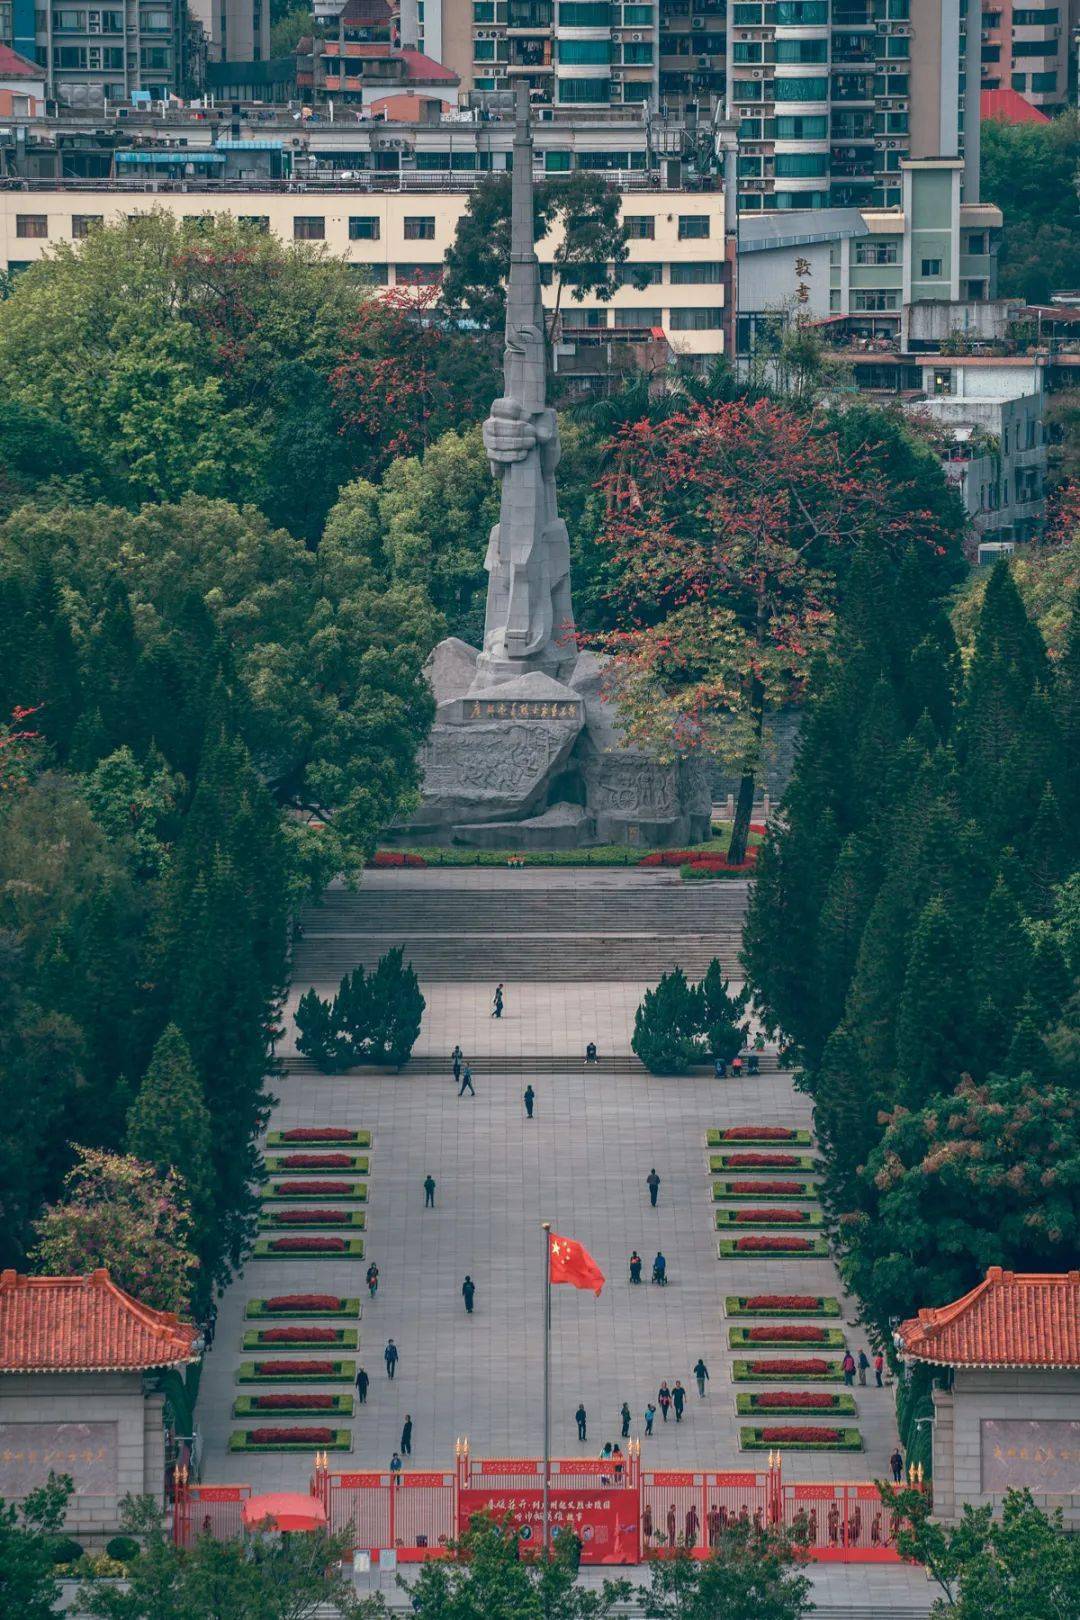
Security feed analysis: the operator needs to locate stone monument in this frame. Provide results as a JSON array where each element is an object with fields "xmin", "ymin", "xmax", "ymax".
[{"xmin": 398, "ymin": 83, "xmax": 710, "ymax": 850}]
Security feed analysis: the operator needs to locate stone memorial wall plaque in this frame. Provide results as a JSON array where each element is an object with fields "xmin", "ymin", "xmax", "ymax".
[
  {"xmin": 980, "ymin": 1418, "xmax": 1080, "ymax": 1494},
  {"xmin": 0, "ymin": 1420, "xmax": 118, "ymax": 1496}
]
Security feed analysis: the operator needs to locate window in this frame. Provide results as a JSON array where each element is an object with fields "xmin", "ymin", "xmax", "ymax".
[
  {"xmin": 733, "ymin": 42, "xmax": 763, "ymax": 63},
  {"xmin": 139, "ymin": 45, "xmax": 170, "ymax": 67},
  {"xmin": 557, "ymin": 0, "xmax": 610, "ymax": 21},
  {"xmin": 396, "ymin": 263, "xmax": 442, "ymax": 284},
  {"xmin": 855, "ymin": 240, "xmax": 898, "ymax": 265},
  {"xmin": 774, "ymin": 76, "xmax": 828, "ymax": 100},
  {"xmin": 884, "ymin": 33, "xmax": 909, "ymax": 56},
  {"xmin": 557, "ymin": 77, "xmax": 611, "ymax": 101},
  {"xmin": 776, "ymin": 0, "xmax": 827, "ymax": 17},
  {"xmin": 1013, "ymin": 5, "xmax": 1058, "ymax": 20},
  {"xmin": 1011, "ymin": 72, "xmax": 1028, "ymax": 91},
  {"xmin": 920, "ymin": 257, "xmax": 943, "ymax": 277},
  {"xmin": 404, "ymin": 216, "xmax": 436, "ymax": 239},
  {"xmin": 16, "ymin": 214, "xmax": 47, "ymax": 238},
  {"xmin": 678, "ymin": 214, "xmax": 709, "ymax": 240},
  {"xmin": 561, "ymin": 307, "xmax": 607, "ymax": 328},
  {"xmin": 473, "ymin": 1, "xmax": 494, "ymax": 16},
  {"xmin": 622, "ymin": 41, "xmax": 652, "ymax": 63},
  {"xmin": 559, "ymin": 37, "xmax": 610, "ymax": 62},
  {"xmin": 623, "ymin": 2, "xmax": 652, "ymax": 19},
  {"xmin": 349, "ymin": 216, "xmax": 380, "ymax": 240},
  {"xmin": 141, "ymin": 6, "xmax": 170, "ymax": 26},
  {"xmin": 54, "ymin": 44, "xmax": 87, "ymax": 65},
  {"xmin": 669, "ymin": 261, "xmax": 725, "ymax": 284},
  {"xmin": 775, "ymin": 114, "xmax": 827, "ymax": 138},
  {"xmin": 625, "ymin": 214, "xmax": 655, "ymax": 239},
  {"xmin": 731, "ymin": 79, "xmax": 764, "ymax": 101},
  {"xmin": 293, "ymin": 216, "xmax": 325, "ymax": 240},
  {"xmin": 613, "ymin": 307, "xmax": 661, "ymax": 326},
  {"xmin": 732, "ymin": 1, "xmax": 762, "ymax": 19},
  {"xmin": 474, "ymin": 38, "xmax": 495, "ymax": 58},
  {"xmin": 1031, "ymin": 71, "xmax": 1058, "ymax": 92},
  {"xmin": 775, "ymin": 38, "xmax": 828, "ymax": 63},
  {"xmin": 1012, "ymin": 38, "xmax": 1055, "ymax": 56},
  {"xmin": 775, "ymin": 152, "xmax": 828, "ymax": 177},
  {"xmin": 52, "ymin": 6, "xmax": 85, "ymax": 25},
  {"xmin": 71, "ymin": 213, "xmax": 102, "ymax": 238},
  {"xmin": 669, "ymin": 307, "xmax": 722, "ymax": 330},
  {"xmin": 545, "ymin": 150, "xmax": 572, "ymax": 171},
  {"xmin": 617, "ymin": 260, "xmax": 662, "ymax": 285},
  {"xmin": 853, "ymin": 289, "xmax": 898, "ymax": 310},
  {"xmin": 238, "ymin": 215, "xmax": 269, "ymax": 233}
]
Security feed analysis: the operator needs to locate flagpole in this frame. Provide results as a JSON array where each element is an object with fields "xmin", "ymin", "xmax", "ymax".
[{"xmin": 542, "ymin": 1218, "xmax": 551, "ymax": 1557}]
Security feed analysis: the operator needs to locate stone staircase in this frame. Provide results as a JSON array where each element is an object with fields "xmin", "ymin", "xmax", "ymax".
[{"xmin": 293, "ymin": 878, "xmax": 749, "ymax": 983}]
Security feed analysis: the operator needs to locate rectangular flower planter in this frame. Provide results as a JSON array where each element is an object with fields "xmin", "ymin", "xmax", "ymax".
[
  {"xmin": 739, "ymin": 1427, "xmax": 862, "ymax": 1452},
  {"xmin": 715, "ymin": 1209, "xmax": 824, "ymax": 1229},
  {"xmin": 707, "ymin": 1129, "xmax": 812, "ymax": 1147},
  {"xmin": 229, "ymin": 1429, "xmax": 353, "ymax": 1453},
  {"xmin": 262, "ymin": 1184, "xmax": 368, "ymax": 1202},
  {"xmin": 242, "ymin": 1329, "xmax": 359, "ymax": 1352},
  {"xmin": 725, "ymin": 1296, "xmax": 841, "ymax": 1318},
  {"xmin": 709, "ymin": 1154, "xmax": 819, "ymax": 1174},
  {"xmin": 263, "ymin": 1156, "xmax": 369, "ymax": 1176},
  {"xmin": 251, "ymin": 1238, "xmax": 365, "ymax": 1260},
  {"xmin": 719, "ymin": 1238, "xmax": 829, "ymax": 1259},
  {"xmin": 732, "ymin": 1359, "xmax": 843, "ymax": 1382},
  {"xmin": 237, "ymin": 1360, "xmax": 356, "ymax": 1384},
  {"xmin": 728, "ymin": 1327, "xmax": 846, "ymax": 1350},
  {"xmin": 246, "ymin": 1298, "xmax": 360, "ymax": 1319},
  {"xmin": 735, "ymin": 1393, "xmax": 857, "ymax": 1417},
  {"xmin": 266, "ymin": 1130, "xmax": 371, "ymax": 1148},
  {"xmin": 713, "ymin": 1181, "xmax": 819, "ymax": 1201},
  {"xmin": 233, "ymin": 1395, "xmax": 355, "ymax": 1418},
  {"xmin": 257, "ymin": 1210, "xmax": 367, "ymax": 1232}
]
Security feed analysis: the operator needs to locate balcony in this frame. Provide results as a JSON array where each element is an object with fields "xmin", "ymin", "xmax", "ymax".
[
  {"xmin": 507, "ymin": 0, "xmax": 553, "ymax": 30},
  {"xmin": 831, "ymin": 74, "xmax": 873, "ymax": 102}
]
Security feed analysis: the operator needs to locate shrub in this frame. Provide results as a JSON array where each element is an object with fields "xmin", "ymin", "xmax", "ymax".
[
  {"xmin": 747, "ymin": 1325, "xmax": 828, "ymax": 1343},
  {"xmin": 632, "ymin": 958, "xmax": 745, "ymax": 1074},
  {"xmin": 105, "ymin": 1536, "xmax": 140, "ymax": 1563},
  {"xmin": 254, "ymin": 1359, "xmax": 336, "ymax": 1374},
  {"xmin": 281, "ymin": 1128, "xmax": 356, "ymax": 1141},
  {"xmin": 265, "ymin": 1294, "xmax": 343, "ymax": 1311},
  {"xmin": 50, "ymin": 1540, "xmax": 85, "ymax": 1565},
  {"xmin": 744, "ymin": 1294, "xmax": 822, "ymax": 1310},
  {"xmin": 252, "ymin": 1393, "xmax": 335, "ymax": 1410},
  {"xmin": 749, "ymin": 1358, "xmax": 831, "ymax": 1374},
  {"xmin": 260, "ymin": 1326, "xmax": 341, "ymax": 1343},
  {"xmin": 760, "ymin": 1427, "xmax": 841, "ymax": 1443},
  {"xmin": 729, "ymin": 1180, "xmax": 805, "ymax": 1194},
  {"xmin": 722, "ymin": 1127, "xmax": 797, "ymax": 1140},
  {"xmin": 276, "ymin": 1180, "xmax": 355, "ymax": 1195},
  {"xmin": 269, "ymin": 1236, "xmax": 346, "ymax": 1252},
  {"xmin": 279, "ymin": 1154, "xmax": 355, "ymax": 1168},
  {"xmin": 367, "ymin": 851, "xmax": 427, "ymax": 867},
  {"xmin": 725, "ymin": 1153, "xmax": 801, "ymax": 1167},
  {"xmin": 295, "ymin": 947, "xmax": 425, "ymax": 1071},
  {"xmin": 734, "ymin": 1208, "xmax": 810, "ymax": 1223},
  {"xmin": 735, "ymin": 1236, "xmax": 814, "ymax": 1251},
  {"xmin": 271, "ymin": 1208, "xmax": 349, "ymax": 1224},
  {"xmin": 755, "ymin": 1392, "xmax": 838, "ymax": 1409},
  {"xmin": 248, "ymin": 1427, "xmax": 335, "ymax": 1444}
]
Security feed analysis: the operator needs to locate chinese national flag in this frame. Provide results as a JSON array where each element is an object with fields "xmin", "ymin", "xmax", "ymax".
[{"xmin": 549, "ymin": 1231, "xmax": 605, "ymax": 1296}]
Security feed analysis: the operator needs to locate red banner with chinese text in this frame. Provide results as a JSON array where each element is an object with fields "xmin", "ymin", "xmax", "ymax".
[{"xmin": 457, "ymin": 1486, "xmax": 640, "ymax": 1564}]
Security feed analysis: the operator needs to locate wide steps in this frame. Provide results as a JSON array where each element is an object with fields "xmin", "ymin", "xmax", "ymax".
[
  {"xmin": 279, "ymin": 1052, "xmax": 785, "ymax": 1077},
  {"xmin": 292, "ymin": 932, "xmax": 740, "ymax": 982},
  {"xmin": 300, "ymin": 888, "xmax": 748, "ymax": 935}
]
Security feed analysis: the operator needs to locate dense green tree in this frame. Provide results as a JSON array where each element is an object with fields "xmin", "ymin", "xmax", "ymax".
[
  {"xmin": 894, "ymin": 897, "xmax": 971, "ymax": 1109},
  {"xmin": 126, "ymin": 1024, "xmax": 214, "ymax": 1243},
  {"xmin": 633, "ymin": 967, "xmax": 703, "ymax": 1075},
  {"xmin": 0, "ymin": 1473, "xmax": 74, "ymax": 1620},
  {"xmin": 638, "ymin": 1523, "xmax": 812, "ymax": 1620},
  {"xmin": 980, "ymin": 112, "xmax": 1080, "ymax": 304}
]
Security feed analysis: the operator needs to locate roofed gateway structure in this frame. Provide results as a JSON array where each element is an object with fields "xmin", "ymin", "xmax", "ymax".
[
  {"xmin": 0, "ymin": 1269, "xmax": 198, "ymax": 1541},
  {"xmin": 397, "ymin": 81, "xmax": 710, "ymax": 851},
  {"xmin": 897, "ymin": 1268, "xmax": 1080, "ymax": 1527}
]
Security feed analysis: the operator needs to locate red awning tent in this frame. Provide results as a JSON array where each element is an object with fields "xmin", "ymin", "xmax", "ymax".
[{"xmin": 241, "ymin": 1493, "xmax": 328, "ymax": 1533}]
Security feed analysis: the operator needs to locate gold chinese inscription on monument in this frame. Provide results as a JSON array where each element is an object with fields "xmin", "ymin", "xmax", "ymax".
[
  {"xmin": 980, "ymin": 1419, "xmax": 1080, "ymax": 1494},
  {"xmin": 468, "ymin": 701, "xmax": 579, "ymax": 721}
]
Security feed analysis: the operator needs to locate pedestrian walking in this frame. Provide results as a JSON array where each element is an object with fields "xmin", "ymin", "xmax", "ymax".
[
  {"xmin": 620, "ymin": 1401, "xmax": 631, "ymax": 1439},
  {"xmin": 858, "ymin": 1349, "xmax": 870, "ymax": 1387},
  {"xmin": 658, "ymin": 1382, "xmax": 672, "ymax": 1423},
  {"xmin": 646, "ymin": 1168, "xmax": 660, "ymax": 1207},
  {"xmin": 524, "ymin": 1084, "xmax": 535, "ymax": 1119},
  {"xmin": 462, "ymin": 1275, "xmax": 476, "ymax": 1314},
  {"xmin": 629, "ymin": 1250, "xmax": 642, "ymax": 1284},
  {"xmin": 492, "ymin": 983, "xmax": 504, "ymax": 1019},
  {"xmin": 385, "ymin": 1339, "xmax": 399, "ymax": 1380},
  {"xmin": 693, "ymin": 1358, "xmax": 709, "ymax": 1397},
  {"xmin": 890, "ymin": 1448, "xmax": 904, "ymax": 1484},
  {"xmin": 354, "ymin": 1366, "xmax": 369, "ymax": 1404},
  {"xmin": 599, "ymin": 1441, "xmax": 613, "ymax": 1483},
  {"xmin": 423, "ymin": 1174, "xmax": 436, "ymax": 1208},
  {"xmin": 874, "ymin": 1352, "xmax": 885, "ymax": 1388},
  {"xmin": 842, "ymin": 1351, "xmax": 856, "ymax": 1387},
  {"xmin": 575, "ymin": 1403, "xmax": 587, "ymax": 1441},
  {"xmin": 612, "ymin": 1444, "xmax": 624, "ymax": 1483},
  {"xmin": 458, "ymin": 1063, "xmax": 475, "ymax": 1097},
  {"xmin": 366, "ymin": 1263, "xmax": 379, "ymax": 1299},
  {"xmin": 644, "ymin": 1403, "xmax": 656, "ymax": 1436},
  {"xmin": 390, "ymin": 1452, "xmax": 402, "ymax": 1475},
  {"xmin": 666, "ymin": 1505, "xmax": 677, "ymax": 1549},
  {"xmin": 401, "ymin": 1415, "xmax": 412, "ymax": 1457},
  {"xmin": 685, "ymin": 1504, "xmax": 700, "ymax": 1549},
  {"xmin": 672, "ymin": 1381, "xmax": 686, "ymax": 1423},
  {"xmin": 451, "ymin": 1044, "xmax": 462, "ymax": 1083}
]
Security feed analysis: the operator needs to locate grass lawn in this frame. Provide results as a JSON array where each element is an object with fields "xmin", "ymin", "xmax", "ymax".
[
  {"xmin": 735, "ymin": 1393, "xmax": 857, "ymax": 1417},
  {"xmin": 236, "ymin": 1360, "xmax": 355, "ymax": 1384},
  {"xmin": 728, "ymin": 1327, "xmax": 846, "ymax": 1350},
  {"xmin": 725, "ymin": 1296, "xmax": 841, "ymax": 1318},
  {"xmin": 242, "ymin": 1329, "xmax": 359, "ymax": 1352},
  {"xmin": 251, "ymin": 1237, "xmax": 365, "ymax": 1260},
  {"xmin": 740, "ymin": 1427, "xmax": 862, "ymax": 1452},
  {"xmin": 715, "ymin": 1208, "xmax": 824, "ymax": 1229},
  {"xmin": 732, "ymin": 1359, "xmax": 843, "ymax": 1382},
  {"xmin": 707, "ymin": 1129, "xmax": 812, "ymax": 1148},
  {"xmin": 233, "ymin": 1395, "xmax": 354, "ymax": 1418},
  {"xmin": 719, "ymin": 1238, "xmax": 830, "ymax": 1259},
  {"xmin": 246, "ymin": 1298, "xmax": 361, "ymax": 1319},
  {"xmin": 229, "ymin": 1429, "xmax": 352, "ymax": 1453}
]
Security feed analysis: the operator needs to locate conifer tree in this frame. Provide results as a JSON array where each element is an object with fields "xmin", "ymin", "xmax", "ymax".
[
  {"xmin": 895, "ymin": 896, "xmax": 972, "ymax": 1109},
  {"xmin": 1027, "ymin": 783, "xmax": 1069, "ymax": 919},
  {"xmin": 126, "ymin": 1024, "xmax": 214, "ymax": 1245}
]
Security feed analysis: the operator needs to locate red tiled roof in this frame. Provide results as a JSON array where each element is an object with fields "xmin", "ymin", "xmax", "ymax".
[
  {"xmin": 0, "ymin": 43, "xmax": 43, "ymax": 78},
  {"xmin": 898, "ymin": 1269, "xmax": 1080, "ymax": 1370},
  {"xmin": 981, "ymin": 88, "xmax": 1050, "ymax": 126},
  {"xmin": 399, "ymin": 49, "xmax": 458, "ymax": 84},
  {"xmin": 341, "ymin": 0, "xmax": 393, "ymax": 24},
  {"xmin": 0, "ymin": 1270, "xmax": 198, "ymax": 1373}
]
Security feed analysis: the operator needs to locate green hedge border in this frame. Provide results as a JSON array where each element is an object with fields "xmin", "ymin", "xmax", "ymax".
[
  {"xmin": 713, "ymin": 1182, "xmax": 819, "ymax": 1202},
  {"xmin": 242, "ymin": 1329, "xmax": 359, "ymax": 1352},
  {"xmin": 237, "ymin": 1360, "xmax": 355, "ymax": 1384},
  {"xmin": 732, "ymin": 1359, "xmax": 843, "ymax": 1383},
  {"xmin": 263, "ymin": 1157, "xmax": 369, "ymax": 1177},
  {"xmin": 263, "ymin": 1186, "xmax": 367, "ymax": 1203},
  {"xmin": 740, "ymin": 1427, "xmax": 862, "ymax": 1452},
  {"xmin": 707, "ymin": 1129, "xmax": 812, "ymax": 1147},
  {"xmin": 728, "ymin": 1327, "xmax": 846, "ymax": 1351},
  {"xmin": 719, "ymin": 1238, "xmax": 829, "ymax": 1259},
  {"xmin": 229, "ymin": 1429, "xmax": 352, "ymax": 1453},
  {"xmin": 710, "ymin": 1154, "xmax": 819, "ymax": 1173},
  {"xmin": 266, "ymin": 1131, "xmax": 370, "ymax": 1148},
  {"xmin": 716, "ymin": 1209, "xmax": 824, "ymax": 1229},
  {"xmin": 257, "ymin": 1211, "xmax": 366, "ymax": 1232},
  {"xmin": 245, "ymin": 1299, "xmax": 361, "ymax": 1319},
  {"xmin": 735, "ymin": 1393, "xmax": 857, "ymax": 1416},
  {"xmin": 252, "ymin": 1237, "xmax": 365, "ymax": 1260},
  {"xmin": 725, "ymin": 1296, "xmax": 841, "ymax": 1317},
  {"xmin": 233, "ymin": 1395, "xmax": 354, "ymax": 1418}
]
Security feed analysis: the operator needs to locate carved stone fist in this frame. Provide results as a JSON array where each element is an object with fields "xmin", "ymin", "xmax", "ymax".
[{"xmin": 483, "ymin": 398, "xmax": 537, "ymax": 465}]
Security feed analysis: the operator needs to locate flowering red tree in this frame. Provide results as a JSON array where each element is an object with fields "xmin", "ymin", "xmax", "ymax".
[{"xmin": 586, "ymin": 399, "xmax": 954, "ymax": 861}]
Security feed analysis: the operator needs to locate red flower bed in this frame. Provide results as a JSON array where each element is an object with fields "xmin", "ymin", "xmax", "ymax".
[
  {"xmin": 735, "ymin": 1236, "xmax": 814, "ymax": 1252},
  {"xmin": 744, "ymin": 1295, "xmax": 822, "ymax": 1311},
  {"xmin": 259, "ymin": 1326, "xmax": 341, "ymax": 1344},
  {"xmin": 276, "ymin": 1181, "xmax": 355, "ymax": 1196},
  {"xmin": 734, "ymin": 1208, "xmax": 810, "ymax": 1223},
  {"xmin": 760, "ymin": 1427, "xmax": 841, "ymax": 1443},
  {"xmin": 248, "ymin": 1427, "xmax": 335, "ymax": 1444},
  {"xmin": 269, "ymin": 1236, "xmax": 346, "ymax": 1252},
  {"xmin": 367, "ymin": 851, "xmax": 426, "ymax": 868},
  {"xmin": 755, "ymin": 1392, "xmax": 838, "ymax": 1409},
  {"xmin": 747, "ymin": 1325, "xmax": 828, "ymax": 1343},
  {"xmin": 729, "ymin": 1180, "xmax": 805, "ymax": 1195},
  {"xmin": 265, "ymin": 1294, "xmax": 343, "ymax": 1311},
  {"xmin": 722, "ymin": 1127, "xmax": 797, "ymax": 1141},
  {"xmin": 725, "ymin": 1154, "xmax": 801, "ymax": 1168},
  {"xmin": 278, "ymin": 1153, "xmax": 355, "ymax": 1168},
  {"xmin": 749, "ymin": 1359, "xmax": 831, "ymax": 1375},
  {"xmin": 281, "ymin": 1128, "xmax": 355, "ymax": 1142},
  {"xmin": 637, "ymin": 848, "xmax": 758, "ymax": 871},
  {"xmin": 254, "ymin": 1360, "xmax": 336, "ymax": 1375},
  {"xmin": 252, "ymin": 1394, "xmax": 336, "ymax": 1410},
  {"xmin": 271, "ymin": 1209, "xmax": 348, "ymax": 1225}
]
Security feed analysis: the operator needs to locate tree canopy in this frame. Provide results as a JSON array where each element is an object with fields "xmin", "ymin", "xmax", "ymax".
[{"xmin": 980, "ymin": 112, "xmax": 1080, "ymax": 305}]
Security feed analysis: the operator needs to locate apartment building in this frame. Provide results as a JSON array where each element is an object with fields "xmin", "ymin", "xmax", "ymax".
[
  {"xmin": 187, "ymin": 0, "xmax": 271, "ymax": 68},
  {"xmin": 980, "ymin": 0, "xmax": 1077, "ymax": 113}
]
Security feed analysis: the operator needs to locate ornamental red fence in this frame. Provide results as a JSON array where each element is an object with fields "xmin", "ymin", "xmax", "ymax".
[{"xmin": 173, "ymin": 1482, "xmax": 252, "ymax": 1547}]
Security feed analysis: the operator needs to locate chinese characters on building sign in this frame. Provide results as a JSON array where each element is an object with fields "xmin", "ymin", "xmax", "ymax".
[
  {"xmin": 467, "ymin": 701, "xmax": 579, "ymax": 721},
  {"xmin": 980, "ymin": 1420, "xmax": 1080, "ymax": 1493},
  {"xmin": 0, "ymin": 1422, "xmax": 118, "ymax": 1497}
]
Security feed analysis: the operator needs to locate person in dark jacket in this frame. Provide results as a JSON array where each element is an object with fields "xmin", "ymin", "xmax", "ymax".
[
  {"xmin": 459, "ymin": 1064, "xmax": 475, "ymax": 1097},
  {"xmin": 629, "ymin": 1250, "xmax": 643, "ymax": 1284},
  {"xmin": 524, "ymin": 1084, "xmax": 535, "ymax": 1118},
  {"xmin": 462, "ymin": 1275, "xmax": 476, "ymax": 1314},
  {"xmin": 355, "ymin": 1366, "xmax": 369, "ymax": 1403},
  {"xmin": 384, "ymin": 1339, "xmax": 399, "ymax": 1379},
  {"xmin": 401, "ymin": 1415, "xmax": 412, "ymax": 1456},
  {"xmin": 658, "ymin": 1382, "xmax": 672, "ymax": 1422},
  {"xmin": 620, "ymin": 1401, "xmax": 631, "ymax": 1438},
  {"xmin": 646, "ymin": 1168, "xmax": 660, "ymax": 1207},
  {"xmin": 423, "ymin": 1174, "xmax": 436, "ymax": 1208},
  {"xmin": 693, "ymin": 1358, "xmax": 709, "ymax": 1396},
  {"xmin": 575, "ymin": 1403, "xmax": 587, "ymax": 1441},
  {"xmin": 672, "ymin": 1381, "xmax": 686, "ymax": 1422}
]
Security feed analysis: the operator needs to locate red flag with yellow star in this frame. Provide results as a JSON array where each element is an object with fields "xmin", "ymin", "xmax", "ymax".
[{"xmin": 549, "ymin": 1231, "xmax": 605, "ymax": 1295}]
